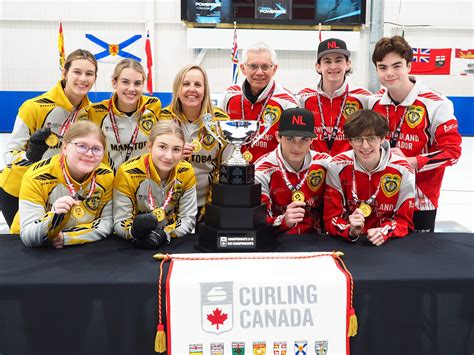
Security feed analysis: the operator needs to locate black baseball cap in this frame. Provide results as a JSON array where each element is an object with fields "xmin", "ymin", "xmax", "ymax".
[
  {"xmin": 317, "ymin": 38, "xmax": 351, "ymax": 61},
  {"xmin": 278, "ymin": 108, "xmax": 316, "ymax": 138}
]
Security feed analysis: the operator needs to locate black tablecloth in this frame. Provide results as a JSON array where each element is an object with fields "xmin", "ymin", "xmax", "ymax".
[{"xmin": 0, "ymin": 233, "xmax": 473, "ymax": 355}]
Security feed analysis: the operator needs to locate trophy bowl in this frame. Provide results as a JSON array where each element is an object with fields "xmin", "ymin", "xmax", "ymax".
[{"xmin": 203, "ymin": 114, "xmax": 272, "ymax": 166}]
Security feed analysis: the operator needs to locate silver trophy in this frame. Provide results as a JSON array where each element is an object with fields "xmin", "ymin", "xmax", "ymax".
[{"xmin": 203, "ymin": 113, "xmax": 273, "ymax": 165}]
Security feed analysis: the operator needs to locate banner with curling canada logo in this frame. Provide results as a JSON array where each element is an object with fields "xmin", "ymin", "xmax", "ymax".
[{"xmin": 165, "ymin": 252, "xmax": 353, "ymax": 354}]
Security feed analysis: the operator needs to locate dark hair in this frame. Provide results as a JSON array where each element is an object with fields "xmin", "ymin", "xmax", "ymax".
[
  {"xmin": 343, "ymin": 109, "xmax": 389, "ymax": 138},
  {"xmin": 372, "ymin": 36, "xmax": 413, "ymax": 65}
]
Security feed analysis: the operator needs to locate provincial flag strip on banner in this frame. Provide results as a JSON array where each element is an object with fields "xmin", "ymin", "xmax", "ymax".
[{"xmin": 163, "ymin": 252, "xmax": 354, "ymax": 354}]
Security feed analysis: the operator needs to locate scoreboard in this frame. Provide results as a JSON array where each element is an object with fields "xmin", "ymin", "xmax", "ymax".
[{"xmin": 182, "ymin": 0, "xmax": 366, "ymax": 27}]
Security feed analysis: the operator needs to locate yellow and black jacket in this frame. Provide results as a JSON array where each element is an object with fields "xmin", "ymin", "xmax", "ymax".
[
  {"xmin": 113, "ymin": 153, "xmax": 197, "ymax": 240},
  {"xmin": 0, "ymin": 81, "xmax": 90, "ymax": 197},
  {"xmin": 12, "ymin": 154, "xmax": 114, "ymax": 247},
  {"xmin": 88, "ymin": 94, "xmax": 161, "ymax": 173},
  {"xmin": 159, "ymin": 106, "xmax": 228, "ymax": 209}
]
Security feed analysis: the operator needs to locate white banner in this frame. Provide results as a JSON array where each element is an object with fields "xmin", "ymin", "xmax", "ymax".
[{"xmin": 166, "ymin": 252, "xmax": 350, "ymax": 355}]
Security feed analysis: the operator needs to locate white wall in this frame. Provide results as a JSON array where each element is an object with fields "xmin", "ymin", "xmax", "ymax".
[{"xmin": 0, "ymin": 0, "xmax": 473, "ymax": 96}]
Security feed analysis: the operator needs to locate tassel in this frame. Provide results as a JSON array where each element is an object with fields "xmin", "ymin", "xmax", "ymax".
[
  {"xmin": 155, "ymin": 323, "xmax": 166, "ymax": 352},
  {"xmin": 348, "ymin": 308, "xmax": 358, "ymax": 337}
]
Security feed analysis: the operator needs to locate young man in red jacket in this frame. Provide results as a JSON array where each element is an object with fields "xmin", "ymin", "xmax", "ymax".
[
  {"xmin": 298, "ymin": 38, "xmax": 371, "ymax": 156},
  {"xmin": 324, "ymin": 109, "xmax": 415, "ymax": 246},
  {"xmin": 369, "ymin": 36, "xmax": 462, "ymax": 232},
  {"xmin": 255, "ymin": 108, "xmax": 331, "ymax": 235}
]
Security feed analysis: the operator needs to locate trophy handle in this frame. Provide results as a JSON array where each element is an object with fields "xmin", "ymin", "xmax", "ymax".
[
  {"xmin": 248, "ymin": 113, "xmax": 273, "ymax": 148},
  {"xmin": 203, "ymin": 113, "xmax": 225, "ymax": 146}
]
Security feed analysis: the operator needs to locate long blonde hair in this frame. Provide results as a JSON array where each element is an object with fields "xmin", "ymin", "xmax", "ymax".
[
  {"xmin": 112, "ymin": 58, "xmax": 146, "ymax": 82},
  {"xmin": 170, "ymin": 64, "xmax": 213, "ymax": 123},
  {"xmin": 148, "ymin": 120, "xmax": 185, "ymax": 146},
  {"xmin": 63, "ymin": 121, "xmax": 106, "ymax": 148}
]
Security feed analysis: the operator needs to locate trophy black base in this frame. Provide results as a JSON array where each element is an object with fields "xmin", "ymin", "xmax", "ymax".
[
  {"xmin": 211, "ymin": 182, "xmax": 261, "ymax": 207},
  {"xmin": 205, "ymin": 203, "xmax": 267, "ymax": 229},
  {"xmin": 219, "ymin": 164, "xmax": 255, "ymax": 185},
  {"xmin": 196, "ymin": 222, "xmax": 276, "ymax": 253}
]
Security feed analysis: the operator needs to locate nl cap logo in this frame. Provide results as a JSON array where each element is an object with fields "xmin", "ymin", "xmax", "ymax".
[{"xmin": 279, "ymin": 108, "xmax": 316, "ymax": 138}]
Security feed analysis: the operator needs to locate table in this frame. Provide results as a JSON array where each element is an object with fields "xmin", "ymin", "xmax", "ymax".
[{"xmin": 0, "ymin": 233, "xmax": 473, "ymax": 355}]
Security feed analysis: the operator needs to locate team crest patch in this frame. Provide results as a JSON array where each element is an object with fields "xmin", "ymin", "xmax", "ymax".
[
  {"xmin": 77, "ymin": 111, "xmax": 88, "ymax": 121},
  {"xmin": 405, "ymin": 105, "xmax": 425, "ymax": 129},
  {"xmin": 201, "ymin": 282, "xmax": 233, "ymax": 334},
  {"xmin": 343, "ymin": 100, "xmax": 361, "ymax": 118},
  {"xmin": 253, "ymin": 341, "xmax": 266, "ymax": 354},
  {"xmin": 202, "ymin": 132, "xmax": 216, "ymax": 148},
  {"xmin": 84, "ymin": 190, "xmax": 103, "ymax": 212},
  {"xmin": 263, "ymin": 105, "xmax": 281, "ymax": 126},
  {"xmin": 307, "ymin": 169, "xmax": 325, "ymax": 192},
  {"xmin": 381, "ymin": 173, "xmax": 401, "ymax": 198},
  {"xmin": 139, "ymin": 114, "xmax": 154, "ymax": 133},
  {"xmin": 315, "ymin": 340, "xmax": 328, "ymax": 355},
  {"xmin": 232, "ymin": 342, "xmax": 245, "ymax": 354}
]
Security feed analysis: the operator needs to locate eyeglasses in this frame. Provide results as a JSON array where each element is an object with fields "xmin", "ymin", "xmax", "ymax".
[
  {"xmin": 350, "ymin": 136, "xmax": 381, "ymax": 146},
  {"xmin": 245, "ymin": 64, "xmax": 274, "ymax": 72},
  {"xmin": 69, "ymin": 142, "xmax": 104, "ymax": 157}
]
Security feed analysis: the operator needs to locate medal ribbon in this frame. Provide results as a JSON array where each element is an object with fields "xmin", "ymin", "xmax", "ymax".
[
  {"xmin": 59, "ymin": 104, "xmax": 81, "ymax": 137},
  {"xmin": 144, "ymin": 155, "xmax": 175, "ymax": 212},
  {"xmin": 276, "ymin": 149, "xmax": 310, "ymax": 194},
  {"xmin": 241, "ymin": 82, "xmax": 275, "ymax": 149},
  {"xmin": 60, "ymin": 155, "xmax": 97, "ymax": 201},
  {"xmin": 351, "ymin": 165, "xmax": 382, "ymax": 207},
  {"xmin": 386, "ymin": 105, "xmax": 409, "ymax": 148},
  {"xmin": 108, "ymin": 100, "xmax": 146, "ymax": 162},
  {"xmin": 316, "ymin": 84, "xmax": 349, "ymax": 151}
]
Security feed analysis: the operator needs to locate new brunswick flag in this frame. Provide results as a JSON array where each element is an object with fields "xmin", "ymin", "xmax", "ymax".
[{"xmin": 410, "ymin": 48, "xmax": 452, "ymax": 75}]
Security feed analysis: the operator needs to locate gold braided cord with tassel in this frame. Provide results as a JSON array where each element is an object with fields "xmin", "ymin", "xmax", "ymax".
[
  {"xmin": 153, "ymin": 250, "xmax": 356, "ymax": 352},
  {"xmin": 155, "ymin": 255, "xmax": 170, "ymax": 353},
  {"xmin": 334, "ymin": 253, "xmax": 358, "ymax": 337}
]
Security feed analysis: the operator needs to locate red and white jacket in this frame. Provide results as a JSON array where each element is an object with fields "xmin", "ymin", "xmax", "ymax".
[
  {"xmin": 324, "ymin": 140, "xmax": 415, "ymax": 241},
  {"xmin": 297, "ymin": 79, "xmax": 371, "ymax": 156},
  {"xmin": 255, "ymin": 146, "xmax": 331, "ymax": 234},
  {"xmin": 369, "ymin": 78, "xmax": 462, "ymax": 210},
  {"xmin": 222, "ymin": 79, "xmax": 298, "ymax": 163}
]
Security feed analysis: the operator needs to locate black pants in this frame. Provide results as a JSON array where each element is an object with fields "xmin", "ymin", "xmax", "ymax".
[
  {"xmin": 413, "ymin": 209, "xmax": 437, "ymax": 233},
  {"xmin": 0, "ymin": 187, "xmax": 18, "ymax": 227}
]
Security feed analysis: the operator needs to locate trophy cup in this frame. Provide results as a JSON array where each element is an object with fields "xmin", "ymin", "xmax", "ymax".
[{"xmin": 196, "ymin": 114, "xmax": 276, "ymax": 252}]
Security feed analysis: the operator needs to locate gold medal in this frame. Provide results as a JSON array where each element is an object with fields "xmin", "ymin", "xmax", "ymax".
[
  {"xmin": 292, "ymin": 190, "xmax": 305, "ymax": 202},
  {"xmin": 359, "ymin": 202, "xmax": 372, "ymax": 217},
  {"xmin": 45, "ymin": 133, "xmax": 59, "ymax": 147},
  {"xmin": 153, "ymin": 207, "xmax": 166, "ymax": 222},
  {"xmin": 71, "ymin": 205, "xmax": 85, "ymax": 219},
  {"xmin": 243, "ymin": 151, "xmax": 253, "ymax": 162},
  {"xmin": 191, "ymin": 139, "xmax": 202, "ymax": 152}
]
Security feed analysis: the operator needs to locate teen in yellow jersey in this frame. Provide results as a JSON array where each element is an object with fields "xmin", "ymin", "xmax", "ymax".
[
  {"xmin": 0, "ymin": 49, "xmax": 98, "ymax": 227},
  {"xmin": 88, "ymin": 58, "xmax": 161, "ymax": 173},
  {"xmin": 13, "ymin": 121, "xmax": 114, "ymax": 248},
  {"xmin": 159, "ymin": 64, "xmax": 228, "ymax": 220},
  {"xmin": 113, "ymin": 120, "xmax": 197, "ymax": 249}
]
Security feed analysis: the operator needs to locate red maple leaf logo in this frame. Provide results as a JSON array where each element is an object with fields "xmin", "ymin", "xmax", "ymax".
[{"xmin": 206, "ymin": 308, "xmax": 228, "ymax": 330}]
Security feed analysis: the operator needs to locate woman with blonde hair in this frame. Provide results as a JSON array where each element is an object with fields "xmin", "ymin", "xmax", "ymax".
[
  {"xmin": 159, "ymin": 64, "xmax": 228, "ymax": 220},
  {"xmin": 13, "ymin": 120, "xmax": 114, "ymax": 248},
  {"xmin": 113, "ymin": 120, "xmax": 197, "ymax": 249},
  {"xmin": 0, "ymin": 49, "xmax": 98, "ymax": 227},
  {"xmin": 88, "ymin": 58, "xmax": 161, "ymax": 173}
]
